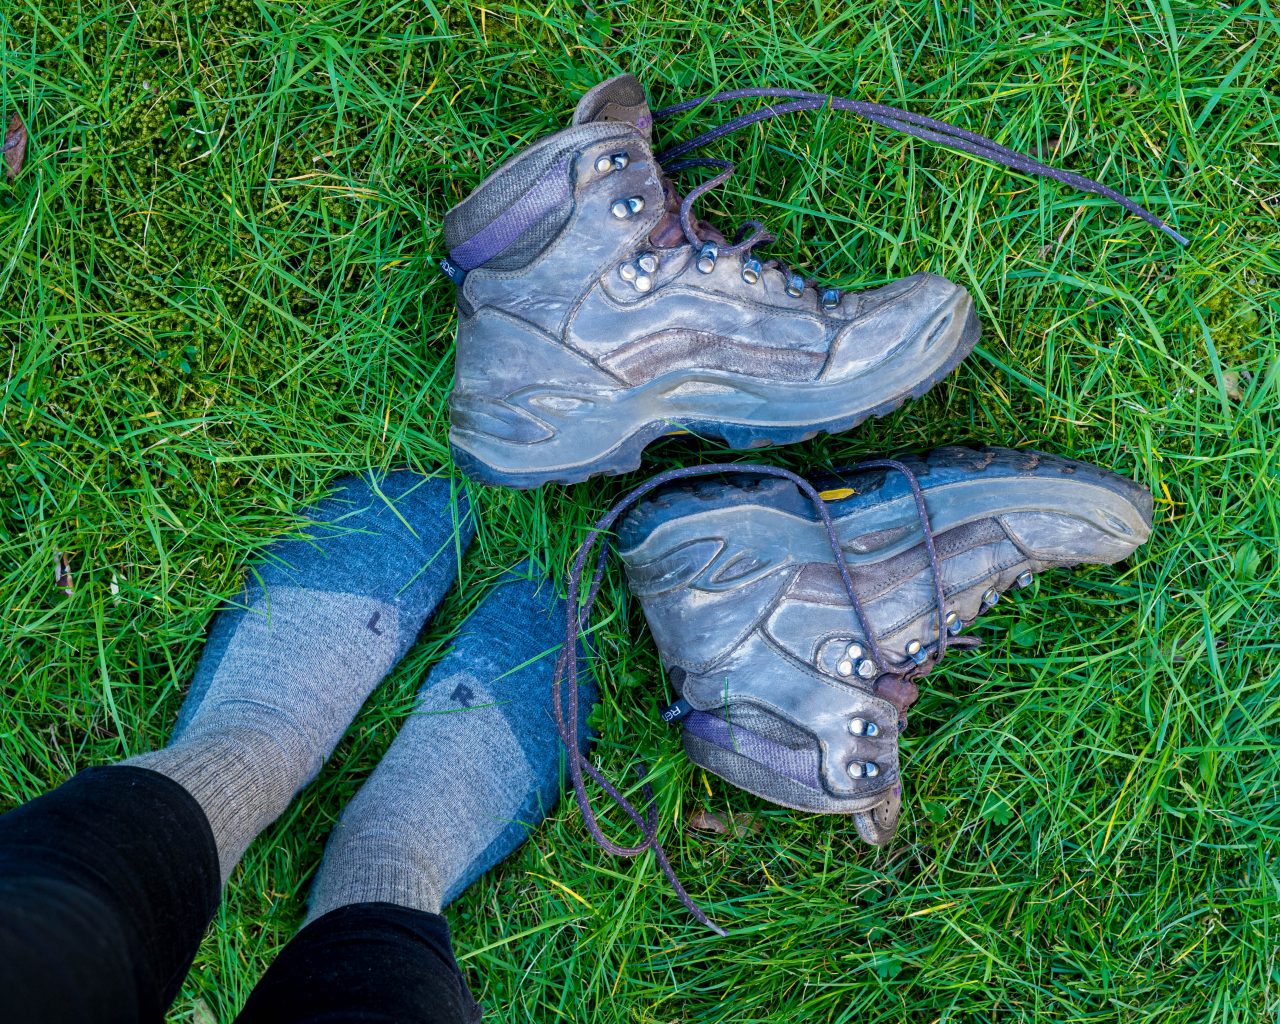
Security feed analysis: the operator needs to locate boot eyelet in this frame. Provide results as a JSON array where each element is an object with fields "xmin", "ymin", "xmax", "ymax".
[
  {"xmin": 847, "ymin": 761, "xmax": 865, "ymax": 779},
  {"xmin": 820, "ymin": 287, "xmax": 841, "ymax": 311},
  {"xmin": 848, "ymin": 716, "xmax": 867, "ymax": 736},
  {"xmin": 612, "ymin": 152, "xmax": 630, "ymax": 170},
  {"xmin": 865, "ymin": 721, "xmax": 879, "ymax": 737},
  {"xmin": 845, "ymin": 642, "xmax": 864, "ymax": 661},
  {"xmin": 906, "ymin": 639, "xmax": 927, "ymax": 665},
  {"xmin": 634, "ymin": 274, "xmax": 653, "ymax": 293},
  {"xmin": 611, "ymin": 196, "xmax": 645, "ymax": 219},
  {"xmin": 785, "ymin": 273, "xmax": 805, "ymax": 298},
  {"xmin": 855, "ymin": 659, "xmax": 878, "ymax": 680},
  {"xmin": 864, "ymin": 761, "xmax": 880, "ymax": 778},
  {"xmin": 836, "ymin": 659, "xmax": 854, "ymax": 677},
  {"xmin": 742, "ymin": 256, "xmax": 761, "ymax": 284},
  {"xmin": 981, "ymin": 587, "xmax": 1000, "ymax": 608},
  {"xmin": 944, "ymin": 610, "xmax": 963, "ymax": 635},
  {"xmin": 696, "ymin": 241, "xmax": 719, "ymax": 273},
  {"xmin": 637, "ymin": 252, "xmax": 659, "ymax": 274},
  {"xmin": 619, "ymin": 262, "xmax": 638, "ymax": 282},
  {"xmin": 595, "ymin": 154, "xmax": 615, "ymax": 174},
  {"xmin": 1015, "ymin": 570, "xmax": 1034, "ymax": 588}
]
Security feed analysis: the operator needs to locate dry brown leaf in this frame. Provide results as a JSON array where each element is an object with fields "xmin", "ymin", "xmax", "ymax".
[
  {"xmin": 687, "ymin": 808, "xmax": 761, "ymax": 838},
  {"xmin": 4, "ymin": 114, "xmax": 27, "ymax": 179},
  {"xmin": 55, "ymin": 552, "xmax": 73, "ymax": 596},
  {"xmin": 191, "ymin": 999, "xmax": 217, "ymax": 1024},
  {"xmin": 1223, "ymin": 370, "xmax": 1243, "ymax": 403}
]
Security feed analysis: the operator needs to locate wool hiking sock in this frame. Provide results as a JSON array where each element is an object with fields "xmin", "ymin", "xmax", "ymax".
[
  {"xmin": 127, "ymin": 471, "xmax": 472, "ymax": 883},
  {"xmin": 304, "ymin": 563, "xmax": 597, "ymax": 921}
]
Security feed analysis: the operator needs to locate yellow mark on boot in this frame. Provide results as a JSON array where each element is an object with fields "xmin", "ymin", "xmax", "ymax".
[{"xmin": 818, "ymin": 487, "xmax": 855, "ymax": 501}]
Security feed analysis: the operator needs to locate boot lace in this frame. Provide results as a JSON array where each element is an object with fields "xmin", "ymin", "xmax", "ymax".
[
  {"xmin": 645, "ymin": 87, "xmax": 1187, "ymax": 294},
  {"xmin": 553, "ymin": 459, "xmax": 973, "ymax": 936}
]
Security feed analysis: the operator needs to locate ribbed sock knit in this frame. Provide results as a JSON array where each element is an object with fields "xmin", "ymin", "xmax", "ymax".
[
  {"xmin": 304, "ymin": 563, "xmax": 596, "ymax": 921},
  {"xmin": 127, "ymin": 471, "xmax": 472, "ymax": 882}
]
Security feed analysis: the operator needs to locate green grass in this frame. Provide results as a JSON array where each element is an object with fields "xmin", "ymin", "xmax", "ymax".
[{"xmin": 2, "ymin": 0, "xmax": 1278, "ymax": 1020}]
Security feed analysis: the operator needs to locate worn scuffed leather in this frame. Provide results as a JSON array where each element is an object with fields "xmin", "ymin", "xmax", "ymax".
[
  {"xmin": 445, "ymin": 76, "xmax": 978, "ymax": 486},
  {"xmin": 618, "ymin": 447, "xmax": 1154, "ymax": 844}
]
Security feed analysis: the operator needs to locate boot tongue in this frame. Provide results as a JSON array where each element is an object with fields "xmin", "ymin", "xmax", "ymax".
[
  {"xmin": 574, "ymin": 75, "xmax": 727, "ymax": 251},
  {"xmin": 572, "ymin": 74, "xmax": 653, "ymax": 142},
  {"xmin": 649, "ymin": 177, "xmax": 727, "ymax": 249}
]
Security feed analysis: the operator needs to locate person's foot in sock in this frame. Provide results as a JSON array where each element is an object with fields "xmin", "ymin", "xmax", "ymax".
[
  {"xmin": 303, "ymin": 563, "xmax": 597, "ymax": 921},
  {"xmin": 127, "ymin": 471, "xmax": 474, "ymax": 883}
]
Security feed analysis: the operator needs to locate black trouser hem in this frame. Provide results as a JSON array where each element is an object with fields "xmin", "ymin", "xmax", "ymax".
[
  {"xmin": 0, "ymin": 764, "xmax": 222, "ymax": 1023},
  {"xmin": 236, "ymin": 901, "xmax": 483, "ymax": 1024}
]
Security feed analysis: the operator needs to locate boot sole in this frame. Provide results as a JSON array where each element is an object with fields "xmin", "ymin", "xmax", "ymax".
[
  {"xmin": 451, "ymin": 293, "xmax": 980, "ymax": 488},
  {"xmin": 620, "ymin": 445, "xmax": 1153, "ymax": 574}
]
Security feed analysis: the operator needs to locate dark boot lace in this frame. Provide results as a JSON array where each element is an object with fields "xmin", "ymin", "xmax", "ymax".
[
  {"xmin": 552, "ymin": 87, "xmax": 1180, "ymax": 934},
  {"xmin": 554, "ymin": 460, "xmax": 978, "ymax": 936},
  {"xmin": 643, "ymin": 87, "xmax": 1187, "ymax": 294}
]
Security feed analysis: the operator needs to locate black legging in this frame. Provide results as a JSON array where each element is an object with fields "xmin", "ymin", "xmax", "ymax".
[{"xmin": 0, "ymin": 766, "xmax": 481, "ymax": 1023}]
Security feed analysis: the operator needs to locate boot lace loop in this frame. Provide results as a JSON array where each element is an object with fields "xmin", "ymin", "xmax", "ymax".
[
  {"xmin": 647, "ymin": 86, "xmax": 1187, "ymax": 294},
  {"xmin": 555, "ymin": 459, "xmax": 966, "ymax": 936}
]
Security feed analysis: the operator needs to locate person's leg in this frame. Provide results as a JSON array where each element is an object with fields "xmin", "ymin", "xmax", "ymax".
[
  {"xmin": 237, "ymin": 565, "xmax": 596, "ymax": 1024},
  {"xmin": 0, "ymin": 766, "xmax": 220, "ymax": 1024},
  {"xmin": 0, "ymin": 471, "xmax": 471, "ymax": 1023},
  {"xmin": 235, "ymin": 904, "xmax": 479, "ymax": 1024}
]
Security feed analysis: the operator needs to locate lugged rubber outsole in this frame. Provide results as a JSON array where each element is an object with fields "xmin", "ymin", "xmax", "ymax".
[
  {"xmin": 619, "ymin": 445, "xmax": 1154, "ymax": 556},
  {"xmin": 453, "ymin": 300, "xmax": 982, "ymax": 489}
]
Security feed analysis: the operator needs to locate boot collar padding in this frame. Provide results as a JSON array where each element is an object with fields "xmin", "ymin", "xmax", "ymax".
[{"xmin": 572, "ymin": 73, "xmax": 653, "ymax": 141}]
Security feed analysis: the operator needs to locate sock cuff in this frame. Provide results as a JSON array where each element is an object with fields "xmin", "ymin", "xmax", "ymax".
[
  {"xmin": 125, "ymin": 726, "xmax": 304, "ymax": 883},
  {"xmin": 305, "ymin": 826, "xmax": 445, "ymax": 923}
]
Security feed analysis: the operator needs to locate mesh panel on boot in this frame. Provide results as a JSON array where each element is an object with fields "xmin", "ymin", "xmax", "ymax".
[
  {"xmin": 683, "ymin": 733, "xmax": 857, "ymax": 813},
  {"xmin": 443, "ymin": 123, "xmax": 635, "ymax": 273},
  {"xmin": 443, "ymin": 139, "xmax": 576, "ymax": 272},
  {"xmin": 708, "ymin": 703, "xmax": 812, "ymax": 751}
]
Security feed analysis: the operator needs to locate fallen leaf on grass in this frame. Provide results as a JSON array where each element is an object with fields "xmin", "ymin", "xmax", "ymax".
[
  {"xmin": 190, "ymin": 999, "xmax": 216, "ymax": 1024},
  {"xmin": 1223, "ymin": 370, "xmax": 1243, "ymax": 403},
  {"xmin": 55, "ymin": 552, "xmax": 73, "ymax": 596},
  {"xmin": 4, "ymin": 114, "xmax": 27, "ymax": 178},
  {"xmin": 687, "ymin": 808, "xmax": 762, "ymax": 838}
]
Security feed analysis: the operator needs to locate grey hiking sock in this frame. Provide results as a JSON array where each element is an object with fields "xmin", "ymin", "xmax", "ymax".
[
  {"xmin": 126, "ymin": 471, "xmax": 472, "ymax": 883},
  {"xmin": 304, "ymin": 563, "xmax": 597, "ymax": 922}
]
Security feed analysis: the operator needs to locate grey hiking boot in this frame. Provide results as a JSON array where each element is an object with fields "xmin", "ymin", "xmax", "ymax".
[
  {"xmin": 442, "ymin": 76, "xmax": 975, "ymax": 487},
  {"xmin": 616, "ymin": 447, "xmax": 1153, "ymax": 845},
  {"xmin": 441, "ymin": 76, "xmax": 1185, "ymax": 489}
]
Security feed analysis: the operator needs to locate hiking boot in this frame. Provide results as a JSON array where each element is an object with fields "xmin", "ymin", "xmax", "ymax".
[
  {"xmin": 616, "ymin": 447, "xmax": 1153, "ymax": 845},
  {"xmin": 443, "ymin": 76, "xmax": 975, "ymax": 487},
  {"xmin": 442, "ymin": 76, "xmax": 1185, "ymax": 488}
]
